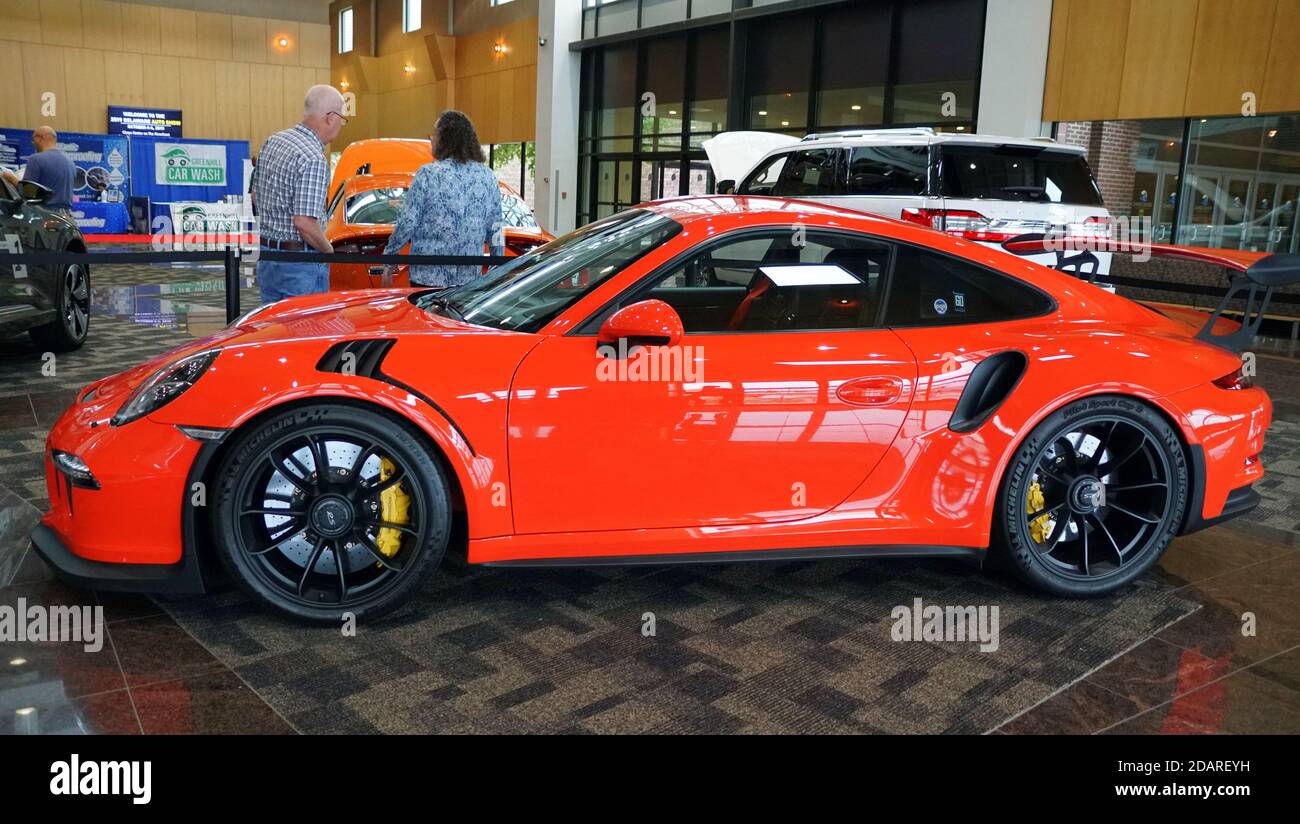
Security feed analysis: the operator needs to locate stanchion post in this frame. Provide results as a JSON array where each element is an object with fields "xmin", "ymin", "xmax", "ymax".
[{"xmin": 224, "ymin": 246, "xmax": 240, "ymax": 323}]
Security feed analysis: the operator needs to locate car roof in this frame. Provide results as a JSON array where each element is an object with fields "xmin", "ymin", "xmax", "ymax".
[
  {"xmin": 638, "ymin": 195, "xmax": 921, "ymax": 231},
  {"xmin": 792, "ymin": 128, "xmax": 1084, "ymax": 153}
]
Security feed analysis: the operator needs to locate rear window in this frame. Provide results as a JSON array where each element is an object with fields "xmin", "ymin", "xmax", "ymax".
[{"xmin": 939, "ymin": 145, "xmax": 1103, "ymax": 206}]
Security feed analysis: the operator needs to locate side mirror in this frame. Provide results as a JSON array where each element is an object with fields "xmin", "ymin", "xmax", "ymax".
[
  {"xmin": 598, "ymin": 299, "xmax": 684, "ymax": 350},
  {"xmin": 716, "ymin": 179, "xmax": 736, "ymax": 195},
  {"xmin": 20, "ymin": 180, "xmax": 52, "ymax": 204}
]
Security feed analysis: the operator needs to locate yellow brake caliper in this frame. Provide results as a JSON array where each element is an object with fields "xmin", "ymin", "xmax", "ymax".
[
  {"xmin": 375, "ymin": 457, "xmax": 411, "ymax": 559},
  {"xmin": 1027, "ymin": 479, "xmax": 1050, "ymax": 543}
]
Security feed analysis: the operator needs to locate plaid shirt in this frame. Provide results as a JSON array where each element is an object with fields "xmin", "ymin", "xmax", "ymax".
[{"xmin": 253, "ymin": 123, "xmax": 328, "ymax": 242}]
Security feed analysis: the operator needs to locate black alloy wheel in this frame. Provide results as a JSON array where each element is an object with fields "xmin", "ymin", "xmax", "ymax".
[
  {"xmin": 213, "ymin": 404, "xmax": 451, "ymax": 622},
  {"xmin": 995, "ymin": 395, "xmax": 1188, "ymax": 596}
]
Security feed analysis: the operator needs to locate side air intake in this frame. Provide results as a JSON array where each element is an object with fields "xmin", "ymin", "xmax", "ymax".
[
  {"xmin": 949, "ymin": 350, "xmax": 1028, "ymax": 433},
  {"xmin": 316, "ymin": 339, "xmax": 396, "ymax": 378}
]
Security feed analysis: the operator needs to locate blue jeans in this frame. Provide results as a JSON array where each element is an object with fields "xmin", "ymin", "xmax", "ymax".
[{"xmin": 257, "ymin": 260, "xmax": 329, "ymax": 304}]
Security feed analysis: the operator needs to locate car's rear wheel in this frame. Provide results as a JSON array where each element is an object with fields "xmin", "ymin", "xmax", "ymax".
[
  {"xmin": 993, "ymin": 395, "xmax": 1188, "ymax": 597},
  {"xmin": 213, "ymin": 403, "xmax": 451, "ymax": 623},
  {"xmin": 29, "ymin": 263, "xmax": 90, "ymax": 352}
]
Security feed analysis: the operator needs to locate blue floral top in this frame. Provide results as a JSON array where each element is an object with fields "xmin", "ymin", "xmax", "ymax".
[{"xmin": 383, "ymin": 159, "xmax": 504, "ymax": 287}]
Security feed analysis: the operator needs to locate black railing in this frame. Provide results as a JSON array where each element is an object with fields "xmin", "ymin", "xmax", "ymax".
[{"xmin": 0, "ymin": 249, "xmax": 514, "ymax": 323}]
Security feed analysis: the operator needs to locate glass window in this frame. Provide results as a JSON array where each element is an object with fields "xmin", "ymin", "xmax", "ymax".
[
  {"xmin": 596, "ymin": 44, "xmax": 637, "ymax": 149},
  {"xmin": 430, "ymin": 209, "xmax": 681, "ymax": 333},
  {"xmin": 848, "ymin": 145, "xmax": 928, "ymax": 195},
  {"xmin": 816, "ymin": 2, "xmax": 890, "ymax": 128},
  {"xmin": 403, "ymin": 0, "xmax": 421, "ymax": 33},
  {"xmin": 1178, "ymin": 114, "xmax": 1300, "ymax": 252},
  {"xmin": 345, "ymin": 188, "xmax": 406, "ymax": 225},
  {"xmin": 892, "ymin": 0, "xmax": 982, "ymax": 125},
  {"xmin": 939, "ymin": 145, "xmax": 1103, "ymax": 206},
  {"xmin": 1125, "ymin": 120, "xmax": 1183, "ymax": 243},
  {"xmin": 688, "ymin": 27, "xmax": 729, "ymax": 145},
  {"xmin": 772, "ymin": 148, "xmax": 842, "ymax": 198},
  {"xmin": 740, "ymin": 153, "xmax": 791, "ymax": 196},
  {"xmin": 884, "ymin": 245, "xmax": 1053, "ymax": 326},
  {"xmin": 338, "ymin": 7, "xmax": 353, "ymax": 54},
  {"xmin": 500, "ymin": 190, "xmax": 539, "ymax": 230},
  {"xmin": 747, "ymin": 15, "xmax": 813, "ymax": 132},
  {"xmin": 630, "ymin": 230, "xmax": 891, "ymax": 333},
  {"xmin": 641, "ymin": 37, "xmax": 685, "ymax": 152}
]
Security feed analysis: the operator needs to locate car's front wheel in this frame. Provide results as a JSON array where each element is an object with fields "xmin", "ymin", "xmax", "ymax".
[
  {"xmin": 993, "ymin": 395, "xmax": 1188, "ymax": 597},
  {"xmin": 213, "ymin": 403, "xmax": 452, "ymax": 623},
  {"xmin": 29, "ymin": 263, "xmax": 90, "ymax": 352}
]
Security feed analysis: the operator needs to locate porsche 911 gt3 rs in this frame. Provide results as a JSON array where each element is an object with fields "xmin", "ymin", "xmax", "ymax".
[{"xmin": 33, "ymin": 196, "xmax": 1286, "ymax": 621}]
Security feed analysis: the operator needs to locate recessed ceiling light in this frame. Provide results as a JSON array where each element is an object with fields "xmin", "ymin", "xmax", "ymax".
[
  {"xmin": 781, "ymin": 121, "xmax": 790, "ymax": 126},
  {"xmin": 758, "ymin": 110, "xmax": 768, "ymax": 116},
  {"xmin": 851, "ymin": 104, "xmax": 861, "ymax": 111}
]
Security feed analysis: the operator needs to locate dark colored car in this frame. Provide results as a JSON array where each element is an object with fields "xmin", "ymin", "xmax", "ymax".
[{"xmin": 0, "ymin": 176, "xmax": 90, "ymax": 351}]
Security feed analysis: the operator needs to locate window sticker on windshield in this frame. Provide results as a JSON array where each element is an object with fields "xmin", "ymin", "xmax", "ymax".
[
  {"xmin": 933, "ymin": 298, "xmax": 949, "ymax": 315},
  {"xmin": 953, "ymin": 292, "xmax": 966, "ymax": 312}
]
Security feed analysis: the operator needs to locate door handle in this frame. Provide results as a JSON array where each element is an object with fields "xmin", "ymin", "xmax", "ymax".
[{"xmin": 836, "ymin": 376, "xmax": 903, "ymax": 406}]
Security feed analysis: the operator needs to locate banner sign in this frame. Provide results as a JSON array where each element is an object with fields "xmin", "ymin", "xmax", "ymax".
[
  {"xmin": 109, "ymin": 106, "xmax": 183, "ymax": 138},
  {"xmin": 168, "ymin": 201, "xmax": 250, "ymax": 235},
  {"xmin": 155, "ymin": 142, "xmax": 227, "ymax": 186},
  {"xmin": 0, "ymin": 129, "xmax": 130, "ymax": 204}
]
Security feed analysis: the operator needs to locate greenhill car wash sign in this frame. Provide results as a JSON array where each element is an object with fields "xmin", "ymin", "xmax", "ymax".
[{"xmin": 155, "ymin": 142, "xmax": 226, "ymax": 186}]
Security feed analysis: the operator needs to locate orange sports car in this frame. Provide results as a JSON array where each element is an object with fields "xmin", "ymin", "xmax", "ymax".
[
  {"xmin": 324, "ymin": 138, "xmax": 552, "ymax": 290},
  {"xmin": 33, "ymin": 196, "xmax": 1288, "ymax": 622}
]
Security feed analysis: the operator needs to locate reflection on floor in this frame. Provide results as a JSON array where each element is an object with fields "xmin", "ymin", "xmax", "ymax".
[{"xmin": 0, "ymin": 257, "xmax": 1297, "ymax": 733}]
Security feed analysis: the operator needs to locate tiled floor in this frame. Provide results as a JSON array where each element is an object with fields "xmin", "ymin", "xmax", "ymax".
[{"xmin": 1, "ymin": 256, "xmax": 1297, "ymax": 734}]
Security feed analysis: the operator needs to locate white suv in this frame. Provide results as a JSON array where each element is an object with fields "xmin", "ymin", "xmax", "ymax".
[{"xmin": 704, "ymin": 128, "xmax": 1112, "ymax": 276}]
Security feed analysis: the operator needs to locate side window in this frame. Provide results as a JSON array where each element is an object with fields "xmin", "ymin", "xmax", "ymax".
[
  {"xmin": 635, "ymin": 230, "xmax": 891, "ymax": 333},
  {"xmin": 847, "ymin": 146, "xmax": 928, "ymax": 195},
  {"xmin": 772, "ymin": 149, "xmax": 842, "ymax": 198},
  {"xmin": 884, "ymin": 244, "xmax": 1053, "ymax": 326},
  {"xmin": 326, "ymin": 184, "xmax": 346, "ymax": 219},
  {"xmin": 740, "ymin": 153, "xmax": 790, "ymax": 196}
]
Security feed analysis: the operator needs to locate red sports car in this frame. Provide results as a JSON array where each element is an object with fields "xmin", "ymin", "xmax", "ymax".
[{"xmin": 33, "ymin": 197, "xmax": 1286, "ymax": 622}]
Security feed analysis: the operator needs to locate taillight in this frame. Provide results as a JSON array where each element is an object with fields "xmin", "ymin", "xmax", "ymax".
[
  {"xmin": 899, "ymin": 208, "xmax": 1019, "ymax": 242},
  {"xmin": 1213, "ymin": 366, "xmax": 1254, "ymax": 390}
]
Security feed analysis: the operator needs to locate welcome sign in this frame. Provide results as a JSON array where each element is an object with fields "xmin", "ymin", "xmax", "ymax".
[{"xmin": 155, "ymin": 142, "xmax": 226, "ymax": 186}]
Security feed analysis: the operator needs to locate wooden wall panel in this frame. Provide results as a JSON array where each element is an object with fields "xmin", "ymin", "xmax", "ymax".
[
  {"xmin": 119, "ymin": 3, "xmax": 161, "ymax": 56},
  {"xmin": 249, "ymin": 64, "xmax": 286, "ymax": 152},
  {"xmin": 158, "ymin": 8, "xmax": 198, "ymax": 58},
  {"xmin": 20, "ymin": 43, "xmax": 68, "ymax": 129},
  {"xmin": 1047, "ymin": 0, "xmax": 1297, "ymax": 120},
  {"xmin": 301, "ymin": 22, "xmax": 330, "ymax": 69},
  {"xmin": 231, "ymin": 15, "xmax": 267, "ymax": 64},
  {"xmin": 1055, "ymin": 0, "xmax": 1129, "ymax": 121},
  {"xmin": 80, "ymin": 0, "xmax": 122, "ymax": 47},
  {"xmin": 0, "ymin": 42, "xmax": 30, "ymax": 128},
  {"xmin": 1184, "ymin": 0, "xmax": 1276, "ymax": 116},
  {"xmin": 0, "ymin": 4, "xmax": 43, "ymax": 43},
  {"xmin": 1260, "ymin": 0, "xmax": 1300, "ymax": 114},
  {"xmin": 281, "ymin": 66, "xmax": 319, "ymax": 123},
  {"xmin": 179, "ymin": 58, "xmax": 218, "ymax": 140},
  {"xmin": 1117, "ymin": 0, "xmax": 1198, "ymax": 118},
  {"xmin": 140, "ymin": 54, "xmax": 181, "ymax": 110},
  {"xmin": 39, "ymin": 0, "xmax": 83, "ymax": 48},
  {"xmin": 213, "ymin": 61, "xmax": 251, "ymax": 141},
  {"xmin": 103, "ymin": 50, "xmax": 144, "ymax": 109},
  {"xmin": 62, "ymin": 48, "xmax": 108, "ymax": 132},
  {"xmin": 195, "ymin": 12, "xmax": 234, "ymax": 61}
]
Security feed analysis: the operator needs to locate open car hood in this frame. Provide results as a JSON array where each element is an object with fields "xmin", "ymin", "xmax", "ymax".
[{"xmin": 701, "ymin": 132, "xmax": 801, "ymax": 186}]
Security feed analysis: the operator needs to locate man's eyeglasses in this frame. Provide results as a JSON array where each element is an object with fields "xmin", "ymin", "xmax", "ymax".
[{"xmin": 327, "ymin": 111, "xmax": 349, "ymax": 126}]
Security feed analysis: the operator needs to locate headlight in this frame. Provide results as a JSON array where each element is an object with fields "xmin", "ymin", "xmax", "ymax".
[
  {"xmin": 229, "ymin": 301, "xmax": 278, "ymax": 327},
  {"xmin": 111, "ymin": 350, "xmax": 219, "ymax": 426}
]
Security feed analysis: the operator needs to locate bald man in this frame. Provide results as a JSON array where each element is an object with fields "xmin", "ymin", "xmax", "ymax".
[
  {"xmin": 4, "ymin": 127, "xmax": 76, "ymax": 213},
  {"xmin": 252, "ymin": 84, "xmax": 346, "ymax": 303}
]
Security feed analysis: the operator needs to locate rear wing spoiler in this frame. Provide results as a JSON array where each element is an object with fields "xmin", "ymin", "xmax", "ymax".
[{"xmin": 1001, "ymin": 235, "xmax": 1300, "ymax": 353}]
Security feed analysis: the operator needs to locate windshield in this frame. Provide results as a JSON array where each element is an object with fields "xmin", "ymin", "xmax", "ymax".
[
  {"xmin": 345, "ymin": 186, "xmax": 543, "ymax": 229},
  {"xmin": 940, "ymin": 145, "xmax": 1103, "ymax": 206},
  {"xmin": 417, "ymin": 209, "xmax": 681, "ymax": 333}
]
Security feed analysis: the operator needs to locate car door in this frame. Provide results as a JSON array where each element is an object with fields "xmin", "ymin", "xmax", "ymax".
[
  {"xmin": 0, "ymin": 177, "xmax": 50, "ymax": 321},
  {"xmin": 507, "ymin": 228, "xmax": 918, "ymax": 535}
]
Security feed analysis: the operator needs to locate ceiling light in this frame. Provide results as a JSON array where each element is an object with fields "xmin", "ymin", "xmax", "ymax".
[
  {"xmin": 851, "ymin": 104, "xmax": 861, "ymax": 111},
  {"xmin": 8, "ymin": 658, "xmax": 26, "ymax": 666},
  {"xmin": 1268, "ymin": 129, "xmax": 1278, "ymax": 138},
  {"xmin": 276, "ymin": 36, "xmax": 289, "ymax": 48},
  {"xmin": 781, "ymin": 120, "xmax": 789, "ymax": 126},
  {"xmin": 758, "ymin": 110, "xmax": 767, "ymax": 116}
]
